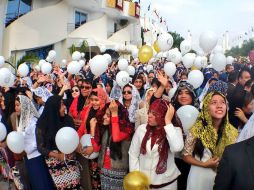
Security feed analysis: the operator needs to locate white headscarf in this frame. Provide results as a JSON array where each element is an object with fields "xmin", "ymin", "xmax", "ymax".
[
  {"xmin": 32, "ymin": 87, "xmax": 52, "ymax": 102},
  {"xmin": 17, "ymin": 95, "xmax": 40, "ymax": 133},
  {"xmin": 237, "ymin": 112, "xmax": 254, "ymax": 142}
]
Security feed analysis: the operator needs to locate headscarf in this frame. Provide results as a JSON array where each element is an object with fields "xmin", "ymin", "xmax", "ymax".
[
  {"xmin": 171, "ymin": 80, "xmax": 199, "ymax": 110},
  {"xmin": 32, "ymin": 87, "xmax": 53, "ymax": 102},
  {"xmin": 111, "ymin": 83, "xmax": 141, "ymax": 123},
  {"xmin": 94, "ymin": 100, "xmax": 134, "ymax": 160},
  {"xmin": 207, "ymin": 80, "xmax": 228, "ymax": 96},
  {"xmin": 140, "ymin": 99, "xmax": 170, "ymax": 174},
  {"xmin": 17, "ymin": 95, "xmax": 40, "ymax": 132},
  {"xmin": 190, "ymin": 92, "xmax": 238, "ymax": 158}
]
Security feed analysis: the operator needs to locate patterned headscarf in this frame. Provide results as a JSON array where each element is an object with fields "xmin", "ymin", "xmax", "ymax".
[
  {"xmin": 207, "ymin": 80, "xmax": 228, "ymax": 96},
  {"xmin": 17, "ymin": 95, "xmax": 40, "ymax": 132},
  {"xmin": 32, "ymin": 87, "xmax": 53, "ymax": 102},
  {"xmin": 140, "ymin": 99, "xmax": 170, "ymax": 174},
  {"xmin": 190, "ymin": 92, "xmax": 238, "ymax": 158}
]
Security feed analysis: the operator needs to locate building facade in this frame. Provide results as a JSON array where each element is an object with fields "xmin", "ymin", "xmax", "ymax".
[{"xmin": 0, "ymin": 0, "xmax": 142, "ymax": 64}]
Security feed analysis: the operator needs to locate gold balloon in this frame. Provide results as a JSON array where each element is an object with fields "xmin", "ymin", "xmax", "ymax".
[
  {"xmin": 153, "ymin": 40, "xmax": 161, "ymax": 53},
  {"xmin": 123, "ymin": 171, "xmax": 150, "ymax": 190},
  {"xmin": 138, "ymin": 45, "xmax": 153, "ymax": 64},
  {"xmin": 191, "ymin": 65, "xmax": 198, "ymax": 70}
]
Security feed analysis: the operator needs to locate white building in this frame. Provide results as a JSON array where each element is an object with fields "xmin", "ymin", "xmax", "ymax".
[{"xmin": 0, "ymin": 0, "xmax": 142, "ymax": 64}]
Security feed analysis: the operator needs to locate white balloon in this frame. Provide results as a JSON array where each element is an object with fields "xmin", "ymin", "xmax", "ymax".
[
  {"xmin": 41, "ymin": 62, "xmax": 52, "ymax": 74},
  {"xmin": 177, "ymin": 105, "xmax": 199, "ymax": 133},
  {"xmin": 67, "ymin": 61, "xmax": 81, "ymax": 75},
  {"xmin": 0, "ymin": 122, "xmax": 7, "ymax": 141},
  {"xmin": 194, "ymin": 56, "xmax": 202, "ymax": 69},
  {"xmin": 127, "ymin": 65, "xmax": 135, "ymax": 76},
  {"xmin": 157, "ymin": 33, "xmax": 174, "ymax": 51},
  {"xmin": 39, "ymin": 59, "xmax": 46, "ymax": 68},
  {"xmin": 146, "ymin": 65, "xmax": 154, "ymax": 73},
  {"xmin": 188, "ymin": 70, "xmax": 204, "ymax": 89},
  {"xmin": 0, "ymin": 56, "xmax": 5, "ymax": 68},
  {"xmin": 170, "ymin": 51, "xmax": 182, "ymax": 64},
  {"xmin": 18, "ymin": 63, "xmax": 29, "ymax": 77},
  {"xmin": 61, "ymin": 59, "xmax": 67, "ymax": 68},
  {"xmin": 116, "ymin": 71, "xmax": 129, "ymax": 87},
  {"xmin": 72, "ymin": 51, "xmax": 82, "ymax": 61},
  {"xmin": 157, "ymin": 52, "xmax": 163, "ymax": 58},
  {"xmin": 162, "ymin": 52, "xmax": 168, "ymax": 58},
  {"xmin": 48, "ymin": 50, "xmax": 56, "ymax": 59},
  {"xmin": 46, "ymin": 56, "xmax": 54, "ymax": 63},
  {"xmin": 0, "ymin": 68, "xmax": 12, "ymax": 87},
  {"xmin": 103, "ymin": 54, "xmax": 112, "ymax": 64},
  {"xmin": 34, "ymin": 65, "xmax": 40, "ymax": 72},
  {"xmin": 164, "ymin": 62, "xmax": 176, "ymax": 77},
  {"xmin": 199, "ymin": 31, "xmax": 218, "ymax": 53},
  {"xmin": 211, "ymin": 53, "xmax": 227, "ymax": 72},
  {"xmin": 213, "ymin": 45, "xmax": 223, "ymax": 54},
  {"xmin": 5, "ymin": 74, "xmax": 15, "ymax": 87},
  {"xmin": 7, "ymin": 132, "xmax": 24, "ymax": 154},
  {"xmin": 226, "ymin": 56, "xmax": 234, "ymax": 65},
  {"xmin": 180, "ymin": 40, "xmax": 192, "ymax": 54},
  {"xmin": 79, "ymin": 60, "xmax": 85, "ymax": 68},
  {"xmin": 55, "ymin": 127, "xmax": 79, "ymax": 154},
  {"xmin": 182, "ymin": 53, "xmax": 196, "ymax": 68},
  {"xmin": 100, "ymin": 45, "xmax": 106, "ymax": 53},
  {"xmin": 132, "ymin": 48, "xmax": 138, "ymax": 58},
  {"xmin": 118, "ymin": 59, "xmax": 129, "ymax": 71},
  {"xmin": 90, "ymin": 55, "xmax": 108, "ymax": 76},
  {"xmin": 201, "ymin": 56, "xmax": 208, "ymax": 67},
  {"xmin": 168, "ymin": 87, "xmax": 177, "ymax": 101},
  {"xmin": 80, "ymin": 134, "xmax": 99, "ymax": 159}
]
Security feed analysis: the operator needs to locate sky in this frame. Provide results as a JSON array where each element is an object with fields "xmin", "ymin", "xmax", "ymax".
[{"xmin": 140, "ymin": 0, "xmax": 254, "ymax": 47}]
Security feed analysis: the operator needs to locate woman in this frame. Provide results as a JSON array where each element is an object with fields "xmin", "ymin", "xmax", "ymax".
[
  {"xmin": 91, "ymin": 100, "xmax": 133, "ymax": 189},
  {"xmin": 129, "ymin": 99, "xmax": 184, "ymax": 190},
  {"xmin": 183, "ymin": 92, "xmax": 238, "ymax": 190},
  {"xmin": 14, "ymin": 95, "xmax": 55, "ymax": 190},
  {"xmin": 64, "ymin": 85, "xmax": 80, "ymax": 112},
  {"xmin": 36, "ymin": 95, "xmax": 82, "ymax": 190},
  {"xmin": 77, "ymin": 88, "xmax": 109, "ymax": 190},
  {"xmin": 132, "ymin": 73, "xmax": 146, "ymax": 99},
  {"xmin": 32, "ymin": 87, "xmax": 52, "ymax": 115}
]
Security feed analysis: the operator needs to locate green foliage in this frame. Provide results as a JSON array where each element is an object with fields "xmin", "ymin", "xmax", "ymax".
[
  {"xmin": 17, "ymin": 53, "xmax": 39, "ymax": 67},
  {"xmin": 69, "ymin": 40, "xmax": 88, "ymax": 55},
  {"xmin": 226, "ymin": 39, "xmax": 254, "ymax": 57},
  {"xmin": 168, "ymin": 31, "xmax": 184, "ymax": 49}
]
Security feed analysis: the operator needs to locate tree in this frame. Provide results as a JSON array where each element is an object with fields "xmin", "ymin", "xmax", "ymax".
[
  {"xmin": 168, "ymin": 31, "xmax": 184, "ymax": 49},
  {"xmin": 17, "ymin": 53, "xmax": 39, "ymax": 67},
  {"xmin": 226, "ymin": 39, "xmax": 254, "ymax": 57}
]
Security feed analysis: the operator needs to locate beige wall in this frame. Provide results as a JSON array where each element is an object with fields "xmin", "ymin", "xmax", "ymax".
[{"xmin": 0, "ymin": 0, "xmax": 7, "ymax": 55}]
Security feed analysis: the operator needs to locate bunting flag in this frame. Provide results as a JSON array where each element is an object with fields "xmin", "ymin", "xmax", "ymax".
[
  {"xmin": 148, "ymin": 3, "xmax": 151, "ymax": 11},
  {"xmin": 106, "ymin": 0, "xmax": 116, "ymax": 8},
  {"xmin": 160, "ymin": 17, "xmax": 163, "ymax": 23},
  {"xmin": 116, "ymin": 0, "xmax": 123, "ymax": 10}
]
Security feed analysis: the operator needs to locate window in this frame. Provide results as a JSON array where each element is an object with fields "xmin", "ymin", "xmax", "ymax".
[
  {"xmin": 5, "ymin": 0, "xmax": 32, "ymax": 26},
  {"xmin": 75, "ymin": 11, "xmax": 87, "ymax": 29},
  {"xmin": 26, "ymin": 45, "xmax": 53, "ymax": 59}
]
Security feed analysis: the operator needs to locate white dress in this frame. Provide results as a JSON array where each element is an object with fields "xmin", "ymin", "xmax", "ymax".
[{"xmin": 183, "ymin": 133, "xmax": 216, "ymax": 190}]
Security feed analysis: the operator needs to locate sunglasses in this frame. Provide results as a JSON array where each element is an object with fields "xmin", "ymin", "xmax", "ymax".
[
  {"xmin": 71, "ymin": 89, "xmax": 79, "ymax": 93},
  {"xmin": 81, "ymin": 85, "xmax": 91, "ymax": 90},
  {"xmin": 123, "ymin": 90, "xmax": 132, "ymax": 95}
]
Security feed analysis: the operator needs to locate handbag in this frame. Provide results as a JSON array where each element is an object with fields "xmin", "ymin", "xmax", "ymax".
[{"xmin": 45, "ymin": 157, "xmax": 82, "ymax": 190}]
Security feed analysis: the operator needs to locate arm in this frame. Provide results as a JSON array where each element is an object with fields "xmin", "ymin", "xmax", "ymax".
[
  {"xmin": 153, "ymin": 71, "xmax": 168, "ymax": 98},
  {"xmin": 214, "ymin": 147, "xmax": 233, "ymax": 190},
  {"xmin": 128, "ymin": 126, "xmax": 143, "ymax": 171},
  {"xmin": 164, "ymin": 124, "xmax": 184, "ymax": 153},
  {"xmin": 111, "ymin": 116, "xmax": 129, "ymax": 142}
]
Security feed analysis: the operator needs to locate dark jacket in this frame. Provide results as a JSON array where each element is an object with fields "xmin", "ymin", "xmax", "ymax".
[{"xmin": 214, "ymin": 136, "xmax": 254, "ymax": 190}]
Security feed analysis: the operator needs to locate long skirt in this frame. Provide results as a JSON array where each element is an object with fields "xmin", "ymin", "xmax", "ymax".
[
  {"xmin": 100, "ymin": 168, "xmax": 127, "ymax": 190},
  {"xmin": 25, "ymin": 155, "xmax": 56, "ymax": 190},
  {"xmin": 76, "ymin": 153, "xmax": 92, "ymax": 190},
  {"xmin": 89, "ymin": 158, "xmax": 101, "ymax": 190}
]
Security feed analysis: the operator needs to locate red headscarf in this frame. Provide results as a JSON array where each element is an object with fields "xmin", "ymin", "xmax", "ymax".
[{"xmin": 140, "ymin": 99, "xmax": 169, "ymax": 174}]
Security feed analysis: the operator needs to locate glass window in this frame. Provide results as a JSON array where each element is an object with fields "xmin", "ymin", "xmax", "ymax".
[
  {"xmin": 75, "ymin": 11, "xmax": 87, "ymax": 29},
  {"xmin": 26, "ymin": 45, "xmax": 53, "ymax": 59},
  {"xmin": 5, "ymin": 0, "xmax": 32, "ymax": 27}
]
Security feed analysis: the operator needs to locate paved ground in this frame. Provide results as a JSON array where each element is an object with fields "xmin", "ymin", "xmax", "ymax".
[{"xmin": 0, "ymin": 180, "xmax": 16, "ymax": 190}]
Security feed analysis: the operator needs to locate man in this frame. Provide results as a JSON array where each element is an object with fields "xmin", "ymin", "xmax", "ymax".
[
  {"xmin": 214, "ymin": 136, "xmax": 254, "ymax": 190},
  {"xmin": 219, "ymin": 64, "xmax": 234, "ymax": 82},
  {"xmin": 226, "ymin": 71, "xmax": 238, "ymax": 99}
]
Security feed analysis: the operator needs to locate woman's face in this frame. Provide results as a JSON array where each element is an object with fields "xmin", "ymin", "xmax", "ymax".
[
  {"xmin": 134, "ymin": 79, "xmax": 143, "ymax": 90},
  {"xmin": 105, "ymin": 83, "xmax": 112, "ymax": 95},
  {"xmin": 103, "ymin": 108, "xmax": 111, "ymax": 125},
  {"xmin": 46, "ymin": 84, "xmax": 53, "ymax": 92},
  {"xmin": 122, "ymin": 86, "xmax": 132, "ymax": 101},
  {"xmin": 242, "ymin": 100, "xmax": 254, "ymax": 115},
  {"xmin": 208, "ymin": 94, "xmax": 227, "ymax": 120},
  {"xmin": 177, "ymin": 89, "xmax": 193, "ymax": 106},
  {"xmin": 90, "ymin": 94, "xmax": 100, "ymax": 110},
  {"xmin": 71, "ymin": 87, "xmax": 80, "ymax": 98},
  {"xmin": 15, "ymin": 100, "xmax": 21, "ymax": 116},
  {"xmin": 59, "ymin": 100, "xmax": 66, "ymax": 117},
  {"xmin": 148, "ymin": 111, "xmax": 158, "ymax": 126}
]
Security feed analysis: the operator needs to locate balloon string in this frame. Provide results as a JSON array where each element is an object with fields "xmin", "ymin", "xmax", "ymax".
[{"xmin": 63, "ymin": 154, "xmax": 83, "ymax": 171}]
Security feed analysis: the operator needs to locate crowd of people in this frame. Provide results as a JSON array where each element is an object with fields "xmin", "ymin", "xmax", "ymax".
[{"xmin": 0, "ymin": 56, "xmax": 254, "ymax": 190}]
